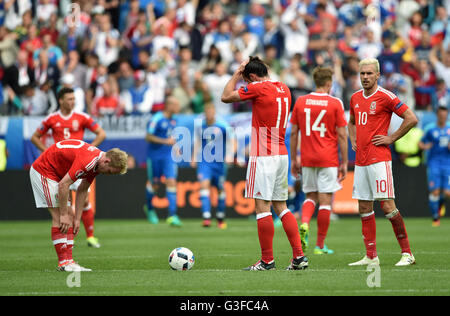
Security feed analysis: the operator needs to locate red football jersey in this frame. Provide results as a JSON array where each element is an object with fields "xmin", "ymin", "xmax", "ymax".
[
  {"xmin": 32, "ymin": 140, "xmax": 103, "ymax": 184},
  {"xmin": 350, "ymin": 87, "xmax": 409, "ymax": 166},
  {"xmin": 238, "ymin": 80, "xmax": 291, "ymax": 156},
  {"xmin": 37, "ymin": 111, "xmax": 99, "ymax": 143},
  {"xmin": 291, "ymin": 92, "xmax": 347, "ymax": 167}
]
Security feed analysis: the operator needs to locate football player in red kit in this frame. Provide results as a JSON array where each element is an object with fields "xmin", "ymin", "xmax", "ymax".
[
  {"xmin": 31, "ymin": 87, "xmax": 106, "ymax": 248},
  {"xmin": 348, "ymin": 58, "xmax": 418, "ymax": 267},
  {"xmin": 221, "ymin": 56, "xmax": 307, "ymax": 271},
  {"xmin": 30, "ymin": 140, "xmax": 127, "ymax": 271}
]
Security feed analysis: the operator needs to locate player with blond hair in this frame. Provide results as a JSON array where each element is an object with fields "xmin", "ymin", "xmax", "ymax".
[
  {"xmin": 31, "ymin": 87, "xmax": 106, "ymax": 248},
  {"xmin": 348, "ymin": 58, "xmax": 418, "ymax": 267},
  {"xmin": 30, "ymin": 140, "xmax": 127, "ymax": 271}
]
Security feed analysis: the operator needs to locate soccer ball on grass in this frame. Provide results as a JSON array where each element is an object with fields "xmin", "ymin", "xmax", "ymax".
[{"xmin": 169, "ymin": 247, "xmax": 195, "ymax": 270}]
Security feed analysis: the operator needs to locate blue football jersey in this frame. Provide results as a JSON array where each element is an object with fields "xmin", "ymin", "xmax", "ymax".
[
  {"xmin": 147, "ymin": 111, "xmax": 177, "ymax": 160},
  {"xmin": 421, "ymin": 123, "xmax": 450, "ymax": 168},
  {"xmin": 195, "ymin": 119, "xmax": 230, "ymax": 165}
]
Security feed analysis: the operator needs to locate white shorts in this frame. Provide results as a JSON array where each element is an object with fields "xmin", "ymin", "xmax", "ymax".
[
  {"xmin": 245, "ymin": 155, "xmax": 289, "ymax": 201},
  {"xmin": 302, "ymin": 167, "xmax": 342, "ymax": 193},
  {"xmin": 30, "ymin": 167, "xmax": 60, "ymax": 208},
  {"xmin": 353, "ymin": 161, "xmax": 395, "ymax": 201}
]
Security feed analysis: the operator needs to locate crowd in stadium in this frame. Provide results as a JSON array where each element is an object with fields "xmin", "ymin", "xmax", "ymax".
[{"xmin": 0, "ymin": 0, "xmax": 448, "ymax": 118}]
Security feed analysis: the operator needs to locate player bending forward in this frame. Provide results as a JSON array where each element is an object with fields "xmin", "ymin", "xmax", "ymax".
[
  {"xmin": 31, "ymin": 87, "xmax": 106, "ymax": 248},
  {"xmin": 222, "ymin": 56, "xmax": 307, "ymax": 270},
  {"xmin": 290, "ymin": 66, "xmax": 348, "ymax": 255},
  {"xmin": 348, "ymin": 58, "xmax": 418, "ymax": 267},
  {"xmin": 30, "ymin": 140, "xmax": 127, "ymax": 271}
]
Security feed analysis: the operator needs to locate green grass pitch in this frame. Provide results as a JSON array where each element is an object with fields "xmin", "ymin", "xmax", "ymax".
[{"xmin": 0, "ymin": 217, "xmax": 449, "ymax": 296}]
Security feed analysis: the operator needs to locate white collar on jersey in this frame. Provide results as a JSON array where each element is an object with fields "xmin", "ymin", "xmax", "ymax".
[
  {"xmin": 57, "ymin": 110, "xmax": 74, "ymax": 120},
  {"xmin": 362, "ymin": 86, "xmax": 379, "ymax": 99}
]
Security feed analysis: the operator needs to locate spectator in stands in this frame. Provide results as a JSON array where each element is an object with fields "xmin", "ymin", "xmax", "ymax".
[
  {"xmin": 402, "ymin": 57, "xmax": 436, "ymax": 111},
  {"xmin": 172, "ymin": 65, "xmax": 194, "ymax": 114},
  {"xmin": 120, "ymin": 70, "xmax": 154, "ymax": 115},
  {"xmin": 0, "ymin": 26, "xmax": 19, "ymax": 69},
  {"xmin": 263, "ymin": 44, "xmax": 282, "ymax": 76},
  {"xmin": 415, "ymin": 30, "xmax": 432, "ymax": 61},
  {"xmin": 20, "ymin": 24, "xmax": 42, "ymax": 68},
  {"xmin": 357, "ymin": 28, "xmax": 382, "ymax": 60},
  {"xmin": 63, "ymin": 51, "xmax": 87, "ymax": 92},
  {"xmin": 243, "ymin": 2, "xmax": 265, "ymax": 42},
  {"xmin": 377, "ymin": 30, "xmax": 405, "ymax": 73},
  {"xmin": 33, "ymin": 33, "xmax": 64, "ymax": 71},
  {"xmin": 89, "ymin": 13, "xmax": 120, "ymax": 68},
  {"xmin": 199, "ymin": 44, "xmax": 222, "ymax": 74},
  {"xmin": 92, "ymin": 80, "xmax": 122, "ymax": 117},
  {"xmin": 280, "ymin": 54, "xmax": 313, "ymax": 92},
  {"xmin": 146, "ymin": 60, "xmax": 167, "ymax": 113},
  {"xmin": 117, "ymin": 60, "xmax": 135, "ymax": 93},
  {"xmin": 434, "ymin": 79, "xmax": 450, "ymax": 112},
  {"xmin": 233, "ymin": 31, "xmax": 260, "ymax": 60},
  {"xmin": 36, "ymin": 0, "xmax": 57, "ymax": 27},
  {"xmin": 40, "ymin": 12, "xmax": 59, "ymax": 44},
  {"xmin": 280, "ymin": 7, "xmax": 309, "ymax": 58},
  {"xmin": 203, "ymin": 62, "xmax": 232, "ymax": 116},
  {"xmin": 21, "ymin": 84, "xmax": 51, "ymax": 116},
  {"xmin": 406, "ymin": 11, "xmax": 424, "ymax": 48},
  {"xmin": 201, "ymin": 19, "xmax": 233, "ymax": 64},
  {"xmin": 262, "ymin": 16, "xmax": 284, "ymax": 59},
  {"xmin": 34, "ymin": 49, "xmax": 60, "ymax": 91},
  {"xmin": 3, "ymin": 49, "xmax": 34, "ymax": 98},
  {"xmin": 191, "ymin": 73, "xmax": 212, "ymax": 114},
  {"xmin": 429, "ymin": 44, "xmax": 450, "ymax": 90}
]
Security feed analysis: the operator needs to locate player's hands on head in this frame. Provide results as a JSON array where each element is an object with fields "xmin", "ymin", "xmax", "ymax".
[
  {"xmin": 236, "ymin": 59, "xmax": 249, "ymax": 76},
  {"xmin": 371, "ymin": 135, "xmax": 394, "ymax": 146}
]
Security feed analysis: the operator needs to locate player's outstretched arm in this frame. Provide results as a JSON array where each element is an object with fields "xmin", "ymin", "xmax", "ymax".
[
  {"xmin": 58, "ymin": 174, "xmax": 74, "ymax": 234},
  {"xmin": 73, "ymin": 179, "xmax": 91, "ymax": 235},
  {"xmin": 371, "ymin": 108, "xmax": 418, "ymax": 146},
  {"xmin": 31, "ymin": 130, "xmax": 47, "ymax": 153}
]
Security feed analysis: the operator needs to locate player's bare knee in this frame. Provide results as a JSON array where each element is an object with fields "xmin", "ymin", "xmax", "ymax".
[
  {"xmin": 380, "ymin": 199, "xmax": 396, "ymax": 214},
  {"xmin": 430, "ymin": 189, "xmax": 441, "ymax": 198},
  {"xmin": 444, "ymin": 190, "xmax": 450, "ymax": 199}
]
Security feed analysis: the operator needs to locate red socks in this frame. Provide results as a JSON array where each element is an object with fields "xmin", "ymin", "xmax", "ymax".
[
  {"xmin": 256, "ymin": 213, "xmax": 274, "ymax": 263},
  {"xmin": 66, "ymin": 227, "xmax": 74, "ymax": 263},
  {"xmin": 301, "ymin": 199, "xmax": 316, "ymax": 224},
  {"xmin": 280, "ymin": 210, "xmax": 304, "ymax": 258},
  {"xmin": 82, "ymin": 207, "xmax": 95, "ymax": 238},
  {"xmin": 386, "ymin": 209, "xmax": 411, "ymax": 255},
  {"xmin": 361, "ymin": 212, "xmax": 377, "ymax": 259},
  {"xmin": 316, "ymin": 206, "xmax": 331, "ymax": 249},
  {"xmin": 51, "ymin": 227, "xmax": 68, "ymax": 266}
]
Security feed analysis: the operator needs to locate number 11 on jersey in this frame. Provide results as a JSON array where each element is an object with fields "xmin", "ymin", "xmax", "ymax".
[{"xmin": 276, "ymin": 97, "xmax": 289, "ymax": 128}]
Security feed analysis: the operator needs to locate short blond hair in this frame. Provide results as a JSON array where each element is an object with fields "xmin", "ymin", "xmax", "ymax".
[
  {"xmin": 106, "ymin": 148, "xmax": 128, "ymax": 175},
  {"xmin": 359, "ymin": 58, "xmax": 380, "ymax": 73}
]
